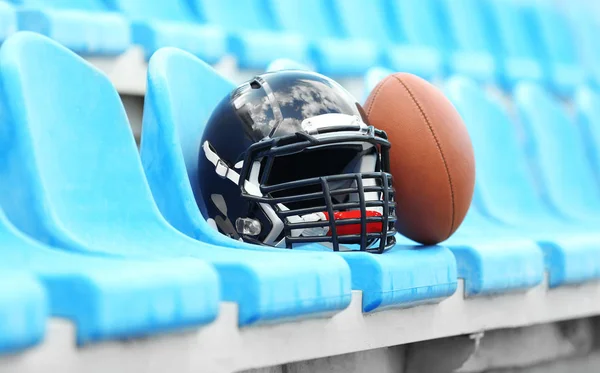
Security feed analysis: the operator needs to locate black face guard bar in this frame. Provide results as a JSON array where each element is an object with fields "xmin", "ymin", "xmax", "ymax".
[{"xmin": 238, "ymin": 125, "xmax": 397, "ymax": 254}]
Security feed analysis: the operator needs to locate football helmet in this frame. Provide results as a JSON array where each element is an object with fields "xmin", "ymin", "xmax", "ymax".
[{"xmin": 197, "ymin": 70, "xmax": 396, "ymax": 253}]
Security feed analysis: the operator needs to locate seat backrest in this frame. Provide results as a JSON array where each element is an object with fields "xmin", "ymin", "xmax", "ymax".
[
  {"xmin": 575, "ymin": 87, "xmax": 600, "ymax": 190},
  {"xmin": 444, "ymin": 76, "xmax": 550, "ymax": 224},
  {"xmin": 514, "ymin": 82, "xmax": 600, "ymax": 218},
  {"xmin": 192, "ymin": 0, "xmax": 275, "ymax": 31},
  {"xmin": 484, "ymin": 0, "xmax": 537, "ymax": 61},
  {"xmin": 364, "ymin": 66, "xmax": 393, "ymax": 98},
  {"xmin": 0, "ymin": 2, "xmax": 16, "ymax": 42},
  {"xmin": 268, "ymin": 0, "xmax": 341, "ymax": 39},
  {"xmin": 526, "ymin": 3, "xmax": 580, "ymax": 67},
  {"xmin": 139, "ymin": 50, "xmax": 339, "ymax": 254},
  {"xmin": 266, "ymin": 58, "xmax": 311, "ymax": 72},
  {"xmin": 437, "ymin": 0, "xmax": 492, "ymax": 54},
  {"xmin": 328, "ymin": 0, "xmax": 393, "ymax": 43},
  {"xmin": 103, "ymin": 0, "xmax": 196, "ymax": 22},
  {"xmin": 388, "ymin": 0, "xmax": 447, "ymax": 50},
  {"xmin": 140, "ymin": 48, "xmax": 236, "ymax": 243},
  {"xmin": 13, "ymin": 0, "xmax": 107, "ymax": 11},
  {"xmin": 0, "ymin": 32, "xmax": 161, "ymax": 245},
  {"xmin": 564, "ymin": 5, "xmax": 600, "ymax": 74}
]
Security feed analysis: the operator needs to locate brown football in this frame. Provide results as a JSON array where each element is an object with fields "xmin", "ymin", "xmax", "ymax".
[{"xmin": 364, "ymin": 73, "xmax": 475, "ymax": 245}]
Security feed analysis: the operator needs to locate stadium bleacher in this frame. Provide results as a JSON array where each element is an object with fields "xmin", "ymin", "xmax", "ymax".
[
  {"xmin": 0, "ymin": 0, "xmax": 599, "ymax": 372},
  {"xmin": 104, "ymin": 0, "xmax": 227, "ymax": 63}
]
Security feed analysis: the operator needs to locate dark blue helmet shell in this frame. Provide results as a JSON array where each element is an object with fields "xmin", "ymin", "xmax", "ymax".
[{"xmin": 197, "ymin": 70, "xmax": 396, "ymax": 253}]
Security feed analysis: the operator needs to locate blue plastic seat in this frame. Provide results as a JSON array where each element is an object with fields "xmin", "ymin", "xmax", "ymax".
[
  {"xmin": 363, "ymin": 66, "xmax": 394, "ymax": 100},
  {"xmin": 103, "ymin": 0, "xmax": 226, "ymax": 62},
  {"xmin": 267, "ymin": 0, "xmax": 377, "ymax": 76},
  {"xmin": 443, "ymin": 207, "xmax": 544, "ymax": 295},
  {"xmin": 564, "ymin": 6, "xmax": 600, "ymax": 89},
  {"xmin": 445, "ymin": 76, "xmax": 600, "ymax": 286},
  {"xmin": 330, "ymin": 0, "xmax": 443, "ymax": 80},
  {"xmin": 0, "ymin": 2, "xmax": 17, "ymax": 42},
  {"xmin": 0, "ymin": 272, "xmax": 46, "ymax": 354},
  {"xmin": 0, "ymin": 209, "xmax": 219, "ymax": 344},
  {"xmin": 483, "ymin": 0, "xmax": 544, "ymax": 90},
  {"xmin": 515, "ymin": 83, "xmax": 600, "ymax": 225},
  {"xmin": 525, "ymin": 3, "xmax": 586, "ymax": 96},
  {"xmin": 139, "ymin": 47, "xmax": 458, "ymax": 312},
  {"xmin": 575, "ymin": 87, "xmax": 600, "ymax": 185},
  {"xmin": 10, "ymin": 0, "xmax": 130, "ymax": 55},
  {"xmin": 190, "ymin": 0, "xmax": 307, "ymax": 70},
  {"xmin": 433, "ymin": 0, "xmax": 497, "ymax": 84},
  {"xmin": 0, "ymin": 32, "xmax": 351, "ymax": 325},
  {"xmin": 364, "ymin": 72, "xmax": 544, "ymax": 294},
  {"xmin": 266, "ymin": 58, "xmax": 310, "ymax": 73}
]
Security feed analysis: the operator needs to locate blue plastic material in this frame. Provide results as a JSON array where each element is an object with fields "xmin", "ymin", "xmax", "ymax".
[
  {"xmin": 525, "ymin": 3, "xmax": 585, "ymax": 96},
  {"xmin": 0, "ymin": 32, "xmax": 351, "ymax": 325},
  {"xmin": 516, "ymin": 84, "xmax": 600, "ymax": 223},
  {"xmin": 303, "ymin": 244, "xmax": 457, "ymax": 311},
  {"xmin": 434, "ymin": 0, "xmax": 496, "ymax": 83},
  {"xmin": 104, "ymin": 0, "xmax": 227, "ymax": 62},
  {"xmin": 483, "ymin": 0, "xmax": 544, "ymax": 90},
  {"xmin": 0, "ymin": 273, "xmax": 46, "ymax": 354},
  {"xmin": 575, "ymin": 87, "xmax": 600, "ymax": 186},
  {"xmin": 0, "ymin": 2, "xmax": 17, "ymax": 42},
  {"xmin": 13, "ymin": 0, "xmax": 130, "ymax": 56},
  {"xmin": 191, "ymin": 0, "xmax": 308, "ymax": 69},
  {"xmin": 139, "ymin": 47, "xmax": 457, "ymax": 312},
  {"xmin": 363, "ymin": 66, "xmax": 394, "ymax": 101},
  {"xmin": 9, "ymin": 0, "xmax": 105, "ymax": 9},
  {"xmin": 330, "ymin": 0, "xmax": 442, "ymax": 79},
  {"xmin": 445, "ymin": 76, "xmax": 600, "ymax": 287},
  {"xmin": 565, "ymin": 7, "xmax": 600, "ymax": 89},
  {"xmin": 444, "ymin": 208, "xmax": 544, "ymax": 295},
  {"xmin": 268, "ymin": 0, "xmax": 378, "ymax": 76},
  {"xmin": 0, "ymin": 209, "xmax": 220, "ymax": 345},
  {"xmin": 266, "ymin": 58, "xmax": 311, "ymax": 72}
]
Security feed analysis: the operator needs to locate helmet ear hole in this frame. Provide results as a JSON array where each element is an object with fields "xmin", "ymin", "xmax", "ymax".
[{"xmin": 250, "ymin": 80, "xmax": 261, "ymax": 89}]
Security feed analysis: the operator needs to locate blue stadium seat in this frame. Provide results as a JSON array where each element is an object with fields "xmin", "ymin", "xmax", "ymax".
[
  {"xmin": 515, "ymin": 83, "xmax": 600, "ymax": 229},
  {"xmin": 0, "ymin": 2, "xmax": 17, "ymax": 42},
  {"xmin": 267, "ymin": 0, "xmax": 378, "ymax": 76},
  {"xmin": 445, "ymin": 76, "xmax": 600, "ymax": 287},
  {"xmin": 9, "ymin": 0, "xmax": 130, "ymax": 55},
  {"xmin": 266, "ymin": 58, "xmax": 310, "ymax": 72},
  {"xmin": 525, "ymin": 2, "xmax": 585, "ymax": 96},
  {"xmin": 483, "ymin": 0, "xmax": 544, "ymax": 91},
  {"xmin": 363, "ymin": 67, "xmax": 394, "ymax": 100},
  {"xmin": 330, "ymin": 0, "xmax": 443, "ymax": 80},
  {"xmin": 0, "ymin": 273, "xmax": 46, "ymax": 354},
  {"xmin": 103, "ymin": 0, "xmax": 226, "ymax": 62},
  {"xmin": 139, "ymin": 47, "xmax": 458, "ymax": 312},
  {"xmin": 0, "ymin": 32, "xmax": 352, "ymax": 325},
  {"xmin": 190, "ymin": 0, "xmax": 308, "ymax": 70},
  {"xmin": 443, "ymin": 207, "xmax": 544, "ymax": 295},
  {"xmin": 0, "ymin": 209, "xmax": 220, "ymax": 344},
  {"xmin": 564, "ymin": 6, "xmax": 600, "ymax": 89},
  {"xmin": 575, "ymin": 87, "xmax": 600, "ymax": 184},
  {"xmin": 434, "ymin": 0, "xmax": 497, "ymax": 84}
]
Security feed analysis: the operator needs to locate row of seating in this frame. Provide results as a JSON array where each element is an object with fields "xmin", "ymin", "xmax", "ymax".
[
  {"xmin": 1, "ymin": 31, "xmax": 599, "ymax": 356},
  {"xmin": 0, "ymin": 0, "xmax": 599, "ymax": 96}
]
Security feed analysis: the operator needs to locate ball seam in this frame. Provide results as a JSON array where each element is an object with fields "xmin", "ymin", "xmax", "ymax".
[{"xmin": 393, "ymin": 75, "xmax": 456, "ymax": 239}]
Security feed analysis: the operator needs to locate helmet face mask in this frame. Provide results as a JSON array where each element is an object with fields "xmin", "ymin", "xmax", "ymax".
[{"xmin": 198, "ymin": 71, "xmax": 397, "ymax": 254}]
